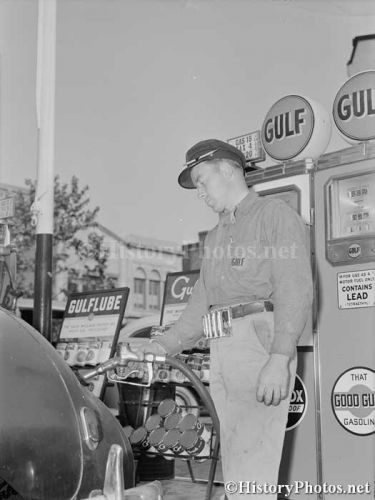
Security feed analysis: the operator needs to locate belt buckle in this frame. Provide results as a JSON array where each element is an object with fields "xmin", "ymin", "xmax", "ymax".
[
  {"xmin": 218, "ymin": 306, "xmax": 233, "ymax": 338},
  {"xmin": 203, "ymin": 306, "xmax": 233, "ymax": 339}
]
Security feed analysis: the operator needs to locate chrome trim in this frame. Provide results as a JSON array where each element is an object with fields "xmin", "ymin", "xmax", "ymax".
[{"xmin": 80, "ymin": 407, "xmax": 101, "ymax": 451}]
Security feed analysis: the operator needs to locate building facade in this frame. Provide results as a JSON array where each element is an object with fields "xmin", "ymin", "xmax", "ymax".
[
  {"xmin": 78, "ymin": 225, "xmax": 184, "ymax": 320},
  {"xmin": 182, "ymin": 230, "xmax": 207, "ymax": 272}
]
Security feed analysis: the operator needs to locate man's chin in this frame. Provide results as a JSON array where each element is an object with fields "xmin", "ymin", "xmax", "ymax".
[
  {"xmin": 204, "ymin": 200, "xmax": 223, "ymax": 213},
  {"xmin": 211, "ymin": 205, "xmax": 223, "ymax": 214}
]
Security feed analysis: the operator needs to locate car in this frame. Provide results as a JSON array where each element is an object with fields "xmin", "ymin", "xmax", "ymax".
[
  {"xmin": 16, "ymin": 297, "xmax": 67, "ymax": 343},
  {"xmin": 0, "ymin": 306, "xmax": 137, "ymax": 498}
]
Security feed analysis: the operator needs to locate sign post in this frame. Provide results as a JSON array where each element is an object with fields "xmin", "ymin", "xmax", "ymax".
[{"xmin": 33, "ymin": 0, "xmax": 57, "ymax": 341}]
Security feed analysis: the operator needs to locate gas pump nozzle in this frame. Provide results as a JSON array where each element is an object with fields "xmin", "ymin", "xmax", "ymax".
[
  {"xmin": 81, "ymin": 343, "xmax": 165, "ymax": 387},
  {"xmin": 80, "ymin": 343, "xmax": 140, "ymax": 381},
  {"xmin": 81, "ymin": 358, "xmax": 120, "ymax": 381}
]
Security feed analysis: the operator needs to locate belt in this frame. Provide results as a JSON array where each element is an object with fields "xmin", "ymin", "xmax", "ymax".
[
  {"xmin": 203, "ymin": 300, "xmax": 273, "ymax": 340},
  {"xmin": 226, "ymin": 300, "xmax": 274, "ymax": 319}
]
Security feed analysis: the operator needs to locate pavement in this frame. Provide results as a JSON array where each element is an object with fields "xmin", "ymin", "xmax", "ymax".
[{"xmin": 140, "ymin": 456, "xmax": 225, "ymax": 499}]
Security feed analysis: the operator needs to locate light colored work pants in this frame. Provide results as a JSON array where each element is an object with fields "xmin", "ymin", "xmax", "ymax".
[{"xmin": 209, "ymin": 312, "xmax": 297, "ymax": 500}]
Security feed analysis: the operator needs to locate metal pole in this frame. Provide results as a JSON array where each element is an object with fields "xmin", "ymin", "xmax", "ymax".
[{"xmin": 33, "ymin": 0, "xmax": 57, "ymax": 341}]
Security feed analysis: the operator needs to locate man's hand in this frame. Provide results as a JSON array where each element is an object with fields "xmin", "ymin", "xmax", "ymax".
[
  {"xmin": 129, "ymin": 339, "xmax": 168, "ymax": 361},
  {"xmin": 256, "ymin": 354, "xmax": 291, "ymax": 406},
  {"xmin": 121, "ymin": 340, "xmax": 168, "ymax": 378}
]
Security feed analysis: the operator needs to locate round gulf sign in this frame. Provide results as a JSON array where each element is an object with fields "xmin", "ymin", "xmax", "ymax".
[
  {"xmin": 286, "ymin": 374, "xmax": 307, "ymax": 431},
  {"xmin": 333, "ymin": 71, "xmax": 375, "ymax": 142},
  {"xmin": 331, "ymin": 367, "xmax": 375, "ymax": 436},
  {"xmin": 261, "ymin": 95, "xmax": 331, "ymax": 162},
  {"xmin": 348, "ymin": 243, "xmax": 361, "ymax": 259}
]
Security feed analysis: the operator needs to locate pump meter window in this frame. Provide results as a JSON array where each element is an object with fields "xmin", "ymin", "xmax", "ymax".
[
  {"xmin": 329, "ymin": 173, "xmax": 375, "ymax": 238},
  {"xmin": 326, "ymin": 171, "xmax": 375, "ymax": 265}
]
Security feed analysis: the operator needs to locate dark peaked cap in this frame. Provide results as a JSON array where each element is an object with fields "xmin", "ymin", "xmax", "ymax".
[{"xmin": 178, "ymin": 138, "xmax": 249, "ymax": 189}]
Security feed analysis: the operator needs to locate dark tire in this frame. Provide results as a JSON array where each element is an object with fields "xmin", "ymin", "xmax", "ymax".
[{"xmin": 175, "ymin": 386, "xmax": 200, "ymax": 417}]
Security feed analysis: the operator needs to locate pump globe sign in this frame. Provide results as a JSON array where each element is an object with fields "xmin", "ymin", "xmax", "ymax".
[
  {"xmin": 331, "ymin": 367, "xmax": 375, "ymax": 436},
  {"xmin": 261, "ymin": 95, "xmax": 331, "ymax": 162},
  {"xmin": 333, "ymin": 70, "xmax": 375, "ymax": 142}
]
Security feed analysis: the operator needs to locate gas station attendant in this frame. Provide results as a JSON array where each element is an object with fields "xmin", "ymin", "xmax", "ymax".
[{"xmin": 145, "ymin": 139, "xmax": 313, "ymax": 499}]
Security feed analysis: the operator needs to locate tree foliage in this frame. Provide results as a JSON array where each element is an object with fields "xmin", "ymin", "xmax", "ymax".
[{"xmin": 12, "ymin": 175, "xmax": 112, "ymax": 298}]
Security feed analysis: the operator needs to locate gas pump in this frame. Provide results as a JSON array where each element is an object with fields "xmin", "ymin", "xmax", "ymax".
[
  {"xmin": 246, "ymin": 93, "xmax": 332, "ymax": 498},
  {"xmin": 238, "ymin": 69, "xmax": 375, "ymax": 499},
  {"xmin": 314, "ymin": 70, "xmax": 375, "ymax": 498},
  {"xmin": 250, "ymin": 166, "xmax": 317, "ymax": 495}
]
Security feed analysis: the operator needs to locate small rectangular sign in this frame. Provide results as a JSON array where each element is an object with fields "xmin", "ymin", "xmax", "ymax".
[
  {"xmin": 337, "ymin": 269, "xmax": 375, "ymax": 309},
  {"xmin": 0, "ymin": 198, "xmax": 15, "ymax": 219},
  {"xmin": 227, "ymin": 130, "xmax": 266, "ymax": 164},
  {"xmin": 160, "ymin": 270, "xmax": 200, "ymax": 325},
  {"xmin": 58, "ymin": 287, "xmax": 129, "ymax": 401},
  {"xmin": 59, "ymin": 288, "xmax": 129, "ymax": 339}
]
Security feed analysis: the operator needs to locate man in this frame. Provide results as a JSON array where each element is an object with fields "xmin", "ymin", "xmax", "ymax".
[{"xmin": 144, "ymin": 139, "xmax": 313, "ymax": 499}]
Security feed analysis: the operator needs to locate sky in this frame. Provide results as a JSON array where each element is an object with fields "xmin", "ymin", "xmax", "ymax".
[{"xmin": 0, "ymin": 0, "xmax": 375, "ymax": 245}]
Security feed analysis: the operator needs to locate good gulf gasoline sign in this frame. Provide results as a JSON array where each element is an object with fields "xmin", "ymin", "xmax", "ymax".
[
  {"xmin": 261, "ymin": 95, "xmax": 331, "ymax": 162},
  {"xmin": 286, "ymin": 374, "xmax": 308, "ymax": 431},
  {"xmin": 331, "ymin": 367, "xmax": 375, "ymax": 436},
  {"xmin": 333, "ymin": 71, "xmax": 375, "ymax": 142}
]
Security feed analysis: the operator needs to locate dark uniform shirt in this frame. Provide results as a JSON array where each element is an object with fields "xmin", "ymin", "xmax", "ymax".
[{"xmin": 158, "ymin": 189, "xmax": 313, "ymax": 358}]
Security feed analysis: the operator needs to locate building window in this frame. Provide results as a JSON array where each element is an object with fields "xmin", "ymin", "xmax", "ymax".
[
  {"xmin": 81, "ymin": 267, "xmax": 102, "ymax": 292},
  {"xmin": 148, "ymin": 270, "xmax": 161, "ymax": 310},
  {"xmin": 134, "ymin": 267, "xmax": 146, "ymax": 309},
  {"xmin": 107, "ymin": 275, "xmax": 118, "ymax": 289}
]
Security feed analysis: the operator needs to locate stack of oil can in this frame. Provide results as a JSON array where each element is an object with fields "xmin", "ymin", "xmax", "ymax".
[
  {"xmin": 124, "ymin": 398, "xmax": 213, "ymax": 462},
  {"xmin": 150, "ymin": 325, "xmax": 210, "ymax": 384},
  {"xmin": 155, "ymin": 352, "xmax": 210, "ymax": 384},
  {"xmin": 55, "ymin": 339, "xmax": 112, "ymax": 366}
]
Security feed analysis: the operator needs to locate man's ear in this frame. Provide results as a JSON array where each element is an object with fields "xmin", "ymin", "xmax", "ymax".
[{"xmin": 219, "ymin": 161, "xmax": 234, "ymax": 180}]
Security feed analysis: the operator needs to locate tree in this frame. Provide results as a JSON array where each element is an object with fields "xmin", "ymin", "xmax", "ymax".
[{"xmin": 11, "ymin": 175, "xmax": 113, "ymax": 298}]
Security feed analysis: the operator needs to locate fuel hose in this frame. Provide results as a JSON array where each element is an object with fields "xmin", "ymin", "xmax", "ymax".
[{"xmin": 164, "ymin": 355, "xmax": 220, "ymax": 435}]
